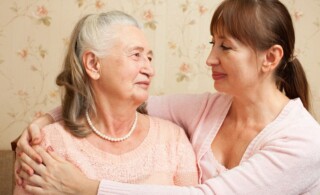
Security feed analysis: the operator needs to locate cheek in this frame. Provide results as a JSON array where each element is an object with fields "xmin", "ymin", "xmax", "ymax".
[{"xmin": 116, "ymin": 68, "xmax": 140, "ymax": 84}]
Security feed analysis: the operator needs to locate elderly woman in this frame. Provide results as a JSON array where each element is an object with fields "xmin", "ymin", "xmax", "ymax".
[{"xmin": 13, "ymin": 10, "xmax": 198, "ymax": 195}]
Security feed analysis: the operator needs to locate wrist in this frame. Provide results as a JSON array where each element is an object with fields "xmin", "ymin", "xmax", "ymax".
[{"xmin": 79, "ymin": 179, "xmax": 99, "ymax": 195}]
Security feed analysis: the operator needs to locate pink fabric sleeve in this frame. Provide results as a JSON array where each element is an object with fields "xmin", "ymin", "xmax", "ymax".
[
  {"xmin": 48, "ymin": 106, "xmax": 62, "ymax": 122},
  {"xmin": 97, "ymin": 145, "xmax": 320, "ymax": 194},
  {"xmin": 147, "ymin": 93, "xmax": 211, "ymax": 136}
]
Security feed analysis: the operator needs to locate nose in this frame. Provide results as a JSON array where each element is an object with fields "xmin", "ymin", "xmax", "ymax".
[
  {"xmin": 206, "ymin": 47, "xmax": 219, "ymax": 67},
  {"xmin": 142, "ymin": 57, "xmax": 155, "ymax": 78}
]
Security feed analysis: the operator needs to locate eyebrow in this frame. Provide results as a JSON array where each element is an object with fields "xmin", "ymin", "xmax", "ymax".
[
  {"xmin": 129, "ymin": 46, "xmax": 153, "ymax": 56},
  {"xmin": 212, "ymin": 35, "xmax": 226, "ymax": 39}
]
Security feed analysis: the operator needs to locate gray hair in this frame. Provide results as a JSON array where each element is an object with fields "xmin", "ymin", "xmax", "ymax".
[
  {"xmin": 56, "ymin": 11, "xmax": 145, "ymax": 137},
  {"xmin": 77, "ymin": 11, "xmax": 142, "ymax": 63}
]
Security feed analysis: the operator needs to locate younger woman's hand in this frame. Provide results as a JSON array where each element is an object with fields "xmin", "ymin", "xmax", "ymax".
[
  {"xmin": 15, "ymin": 113, "xmax": 54, "ymax": 185},
  {"xmin": 18, "ymin": 145, "xmax": 99, "ymax": 195}
]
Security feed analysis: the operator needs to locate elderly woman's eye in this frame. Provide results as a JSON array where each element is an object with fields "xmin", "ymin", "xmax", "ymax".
[
  {"xmin": 148, "ymin": 56, "xmax": 153, "ymax": 62},
  {"xmin": 134, "ymin": 53, "xmax": 141, "ymax": 57}
]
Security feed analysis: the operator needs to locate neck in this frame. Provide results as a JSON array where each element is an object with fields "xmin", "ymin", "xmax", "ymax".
[
  {"xmin": 229, "ymin": 86, "xmax": 289, "ymax": 126},
  {"xmin": 89, "ymin": 90, "xmax": 143, "ymax": 137},
  {"xmin": 89, "ymin": 101, "xmax": 140, "ymax": 138}
]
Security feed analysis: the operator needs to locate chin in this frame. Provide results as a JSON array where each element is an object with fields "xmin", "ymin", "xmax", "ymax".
[
  {"xmin": 214, "ymin": 83, "xmax": 228, "ymax": 94},
  {"xmin": 134, "ymin": 93, "xmax": 149, "ymax": 103},
  {"xmin": 214, "ymin": 83, "xmax": 222, "ymax": 92}
]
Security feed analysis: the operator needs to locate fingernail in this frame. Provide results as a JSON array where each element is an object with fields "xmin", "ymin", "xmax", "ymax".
[
  {"xmin": 47, "ymin": 146, "xmax": 54, "ymax": 152},
  {"xmin": 36, "ymin": 157, "xmax": 42, "ymax": 164},
  {"xmin": 32, "ymin": 138, "xmax": 39, "ymax": 144},
  {"xmin": 28, "ymin": 169, "xmax": 33, "ymax": 176},
  {"xmin": 16, "ymin": 179, "xmax": 21, "ymax": 186},
  {"xmin": 16, "ymin": 168, "xmax": 21, "ymax": 174},
  {"xmin": 18, "ymin": 152, "xmax": 23, "ymax": 157}
]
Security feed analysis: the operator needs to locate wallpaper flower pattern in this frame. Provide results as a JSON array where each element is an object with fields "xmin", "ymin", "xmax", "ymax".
[{"xmin": 0, "ymin": 0, "xmax": 319, "ymax": 149}]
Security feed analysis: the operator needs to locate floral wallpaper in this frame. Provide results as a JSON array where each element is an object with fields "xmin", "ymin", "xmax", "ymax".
[{"xmin": 0, "ymin": 0, "xmax": 319, "ymax": 149}]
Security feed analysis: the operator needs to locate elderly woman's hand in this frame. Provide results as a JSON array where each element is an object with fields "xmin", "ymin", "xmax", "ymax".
[{"xmin": 18, "ymin": 146, "xmax": 99, "ymax": 195}]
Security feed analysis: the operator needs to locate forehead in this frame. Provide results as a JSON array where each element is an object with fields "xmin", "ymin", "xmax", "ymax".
[{"xmin": 112, "ymin": 25, "xmax": 151, "ymax": 50}]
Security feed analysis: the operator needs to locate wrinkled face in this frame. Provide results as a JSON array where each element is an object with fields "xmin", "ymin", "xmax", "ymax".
[
  {"xmin": 206, "ymin": 33, "xmax": 265, "ymax": 96},
  {"xmin": 96, "ymin": 25, "xmax": 154, "ymax": 105}
]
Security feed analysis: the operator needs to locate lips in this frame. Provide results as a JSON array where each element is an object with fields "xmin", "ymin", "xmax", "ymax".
[
  {"xmin": 212, "ymin": 71, "xmax": 227, "ymax": 80},
  {"xmin": 136, "ymin": 81, "xmax": 150, "ymax": 89}
]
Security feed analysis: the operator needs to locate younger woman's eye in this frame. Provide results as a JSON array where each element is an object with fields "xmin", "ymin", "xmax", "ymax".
[
  {"xmin": 221, "ymin": 44, "xmax": 231, "ymax": 50},
  {"xmin": 209, "ymin": 41, "xmax": 215, "ymax": 45}
]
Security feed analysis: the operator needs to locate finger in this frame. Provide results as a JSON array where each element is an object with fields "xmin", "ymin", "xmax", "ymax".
[
  {"xmin": 20, "ymin": 152, "xmax": 46, "ymax": 175},
  {"xmin": 30, "ymin": 113, "xmax": 54, "ymax": 145},
  {"xmin": 24, "ymin": 185, "xmax": 46, "ymax": 195},
  {"xmin": 20, "ymin": 170, "xmax": 45, "ymax": 187},
  {"xmin": 14, "ymin": 150, "xmax": 23, "ymax": 185},
  {"xmin": 17, "ymin": 129, "xmax": 42, "ymax": 163},
  {"xmin": 46, "ymin": 146, "xmax": 65, "ymax": 162},
  {"xmin": 34, "ymin": 145, "xmax": 65, "ymax": 164},
  {"xmin": 18, "ymin": 169, "xmax": 31, "ymax": 181},
  {"xmin": 14, "ymin": 170, "xmax": 22, "ymax": 186},
  {"xmin": 29, "ymin": 123, "xmax": 42, "ymax": 145},
  {"xmin": 20, "ymin": 159, "xmax": 34, "ymax": 176},
  {"xmin": 33, "ymin": 146, "xmax": 56, "ymax": 166},
  {"xmin": 16, "ymin": 150, "xmax": 35, "ymax": 176}
]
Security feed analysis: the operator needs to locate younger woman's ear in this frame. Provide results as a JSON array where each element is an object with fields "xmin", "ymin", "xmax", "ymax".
[
  {"xmin": 82, "ymin": 51, "xmax": 100, "ymax": 80},
  {"xmin": 261, "ymin": 45, "xmax": 284, "ymax": 72}
]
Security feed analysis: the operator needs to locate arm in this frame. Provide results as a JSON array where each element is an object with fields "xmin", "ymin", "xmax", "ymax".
[
  {"xmin": 147, "ymin": 93, "xmax": 211, "ymax": 136},
  {"xmin": 96, "ymin": 130, "xmax": 320, "ymax": 195}
]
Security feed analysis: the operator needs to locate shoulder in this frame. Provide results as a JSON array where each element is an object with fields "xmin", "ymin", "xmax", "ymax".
[
  {"xmin": 41, "ymin": 121, "xmax": 68, "ymax": 136},
  {"xmin": 148, "ymin": 116, "xmax": 190, "ymax": 142},
  {"xmin": 149, "ymin": 116, "xmax": 183, "ymax": 133},
  {"xmin": 40, "ymin": 121, "xmax": 74, "ymax": 148},
  {"xmin": 276, "ymin": 98, "xmax": 320, "ymax": 136},
  {"xmin": 258, "ymin": 99, "xmax": 320, "ymax": 158}
]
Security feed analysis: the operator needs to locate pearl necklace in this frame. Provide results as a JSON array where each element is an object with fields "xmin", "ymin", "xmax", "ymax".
[{"xmin": 85, "ymin": 111, "xmax": 138, "ymax": 142}]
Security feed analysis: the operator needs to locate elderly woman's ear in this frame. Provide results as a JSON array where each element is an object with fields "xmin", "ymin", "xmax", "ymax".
[{"xmin": 83, "ymin": 51, "xmax": 101, "ymax": 80}]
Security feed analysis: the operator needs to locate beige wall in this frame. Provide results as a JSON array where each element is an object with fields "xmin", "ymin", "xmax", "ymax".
[{"xmin": 0, "ymin": 0, "xmax": 319, "ymax": 150}]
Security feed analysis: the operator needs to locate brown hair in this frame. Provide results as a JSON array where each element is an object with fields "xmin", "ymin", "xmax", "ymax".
[
  {"xmin": 210, "ymin": 0, "xmax": 310, "ymax": 110},
  {"xmin": 56, "ymin": 11, "xmax": 147, "ymax": 137}
]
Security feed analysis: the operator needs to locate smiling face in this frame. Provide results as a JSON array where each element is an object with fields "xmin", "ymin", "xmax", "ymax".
[
  {"xmin": 91, "ymin": 25, "xmax": 154, "ymax": 105},
  {"xmin": 206, "ymin": 33, "xmax": 266, "ymax": 96}
]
